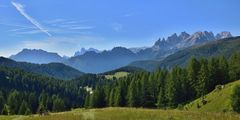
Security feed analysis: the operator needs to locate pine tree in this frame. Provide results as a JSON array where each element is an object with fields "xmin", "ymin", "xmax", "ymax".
[
  {"xmin": 1, "ymin": 104, "xmax": 9, "ymax": 115},
  {"xmin": 229, "ymin": 53, "xmax": 240, "ymax": 81},
  {"xmin": 0, "ymin": 91, "xmax": 5, "ymax": 113},
  {"xmin": 187, "ymin": 58, "xmax": 200, "ymax": 99},
  {"xmin": 39, "ymin": 91, "xmax": 48, "ymax": 109},
  {"xmin": 25, "ymin": 108, "xmax": 32, "ymax": 115},
  {"xmin": 208, "ymin": 57, "xmax": 219, "ymax": 91},
  {"xmin": 114, "ymin": 80, "xmax": 127, "ymax": 107},
  {"xmin": 157, "ymin": 69, "xmax": 168, "ymax": 108},
  {"xmin": 108, "ymin": 88, "xmax": 115, "ymax": 107},
  {"xmin": 197, "ymin": 59, "xmax": 209, "ymax": 98},
  {"xmin": 18, "ymin": 100, "xmax": 29, "ymax": 115},
  {"xmin": 90, "ymin": 85, "xmax": 106, "ymax": 108},
  {"xmin": 218, "ymin": 56, "xmax": 229, "ymax": 84},
  {"xmin": 28, "ymin": 93, "xmax": 38, "ymax": 113},
  {"xmin": 157, "ymin": 87, "xmax": 166, "ymax": 108},
  {"xmin": 127, "ymin": 80, "xmax": 138, "ymax": 107},
  {"xmin": 52, "ymin": 97, "xmax": 65, "ymax": 112},
  {"xmin": 7, "ymin": 90, "xmax": 21, "ymax": 114},
  {"xmin": 84, "ymin": 94, "xmax": 90, "ymax": 108},
  {"xmin": 37, "ymin": 103, "xmax": 45, "ymax": 115}
]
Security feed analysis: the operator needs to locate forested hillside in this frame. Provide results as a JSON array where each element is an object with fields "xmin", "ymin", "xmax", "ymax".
[
  {"xmin": 85, "ymin": 52, "xmax": 240, "ymax": 109},
  {"xmin": 0, "ymin": 57, "xmax": 84, "ymax": 80},
  {"xmin": 0, "ymin": 52, "xmax": 239, "ymax": 115},
  {"xmin": 0, "ymin": 67, "xmax": 109, "ymax": 115}
]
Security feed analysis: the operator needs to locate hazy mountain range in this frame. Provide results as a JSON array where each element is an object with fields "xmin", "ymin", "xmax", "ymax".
[
  {"xmin": 0, "ymin": 57, "xmax": 83, "ymax": 80},
  {"xmin": 9, "ymin": 31, "xmax": 233, "ymax": 73}
]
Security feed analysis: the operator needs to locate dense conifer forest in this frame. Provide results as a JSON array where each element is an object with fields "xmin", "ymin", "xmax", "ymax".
[{"xmin": 0, "ymin": 52, "xmax": 239, "ymax": 115}]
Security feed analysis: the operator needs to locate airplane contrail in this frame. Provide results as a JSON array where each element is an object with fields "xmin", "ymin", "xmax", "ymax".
[{"xmin": 11, "ymin": 1, "xmax": 52, "ymax": 36}]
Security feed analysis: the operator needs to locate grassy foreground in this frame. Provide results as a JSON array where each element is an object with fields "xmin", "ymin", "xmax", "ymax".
[{"xmin": 1, "ymin": 108, "xmax": 240, "ymax": 120}]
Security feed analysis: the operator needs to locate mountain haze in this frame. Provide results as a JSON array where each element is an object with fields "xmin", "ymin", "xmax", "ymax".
[
  {"xmin": 9, "ymin": 31, "xmax": 233, "ymax": 73},
  {"xmin": 0, "ymin": 57, "xmax": 84, "ymax": 80},
  {"xmin": 10, "ymin": 49, "xmax": 64, "ymax": 64}
]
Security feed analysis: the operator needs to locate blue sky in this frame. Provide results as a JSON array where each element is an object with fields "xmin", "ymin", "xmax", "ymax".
[{"xmin": 0, "ymin": 0, "xmax": 240, "ymax": 57}]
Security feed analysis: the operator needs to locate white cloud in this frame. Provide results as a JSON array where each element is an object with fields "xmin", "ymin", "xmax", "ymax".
[
  {"xmin": 113, "ymin": 23, "xmax": 123, "ymax": 32},
  {"xmin": 11, "ymin": 1, "xmax": 52, "ymax": 36}
]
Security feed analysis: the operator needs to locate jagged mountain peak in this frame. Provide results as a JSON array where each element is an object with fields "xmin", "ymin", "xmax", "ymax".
[
  {"xmin": 179, "ymin": 32, "xmax": 190, "ymax": 40},
  {"xmin": 216, "ymin": 31, "xmax": 232, "ymax": 39},
  {"xmin": 74, "ymin": 47, "xmax": 100, "ymax": 56}
]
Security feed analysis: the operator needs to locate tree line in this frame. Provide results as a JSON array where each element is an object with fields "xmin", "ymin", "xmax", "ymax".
[
  {"xmin": 0, "ymin": 52, "xmax": 239, "ymax": 115},
  {"xmin": 0, "ymin": 67, "xmax": 109, "ymax": 115},
  {"xmin": 86, "ymin": 53, "xmax": 240, "ymax": 109}
]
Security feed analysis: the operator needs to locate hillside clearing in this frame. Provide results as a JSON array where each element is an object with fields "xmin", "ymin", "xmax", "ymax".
[
  {"xmin": 185, "ymin": 80, "xmax": 240, "ymax": 112},
  {"xmin": 105, "ymin": 72, "xmax": 129, "ymax": 79}
]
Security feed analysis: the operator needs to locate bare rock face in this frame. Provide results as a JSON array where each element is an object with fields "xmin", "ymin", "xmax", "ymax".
[
  {"xmin": 153, "ymin": 31, "xmax": 233, "ymax": 51},
  {"xmin": 216, "ymin": 31, "xmax": 232, "ymax": 39}
]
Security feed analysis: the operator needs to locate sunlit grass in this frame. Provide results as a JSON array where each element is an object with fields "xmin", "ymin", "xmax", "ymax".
[
  {"xmin": 105, "ymin": 72, "xmax": 129, "ymax": 79},
  {"xmin": 1, "ymin": 107, "xmax": 240, "ymax": 120}
]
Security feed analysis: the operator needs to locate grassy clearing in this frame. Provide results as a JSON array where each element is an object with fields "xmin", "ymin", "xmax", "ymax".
[
  {"xmin": 185, "ymin": 80, "xmax": 240, "ymax": 112},
  {"xmin": 1, "ymin": 108, "xmax": 240, "ymax": 120},
  {"xmin": 105, "ymin": 72, "xmax": 129, "ymax": 79}
]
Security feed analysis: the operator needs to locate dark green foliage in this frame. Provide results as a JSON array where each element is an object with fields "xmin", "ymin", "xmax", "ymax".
[
  {"xmin": 231, "ymin": 85, "xmax": 240, "ymax": 113},
  {"xmin": 229, "ymin": 53, "xmax": 240, "ymax": 81},
  {"xmin": 18, "ymin": 100, "xmax": 29, "ymax": 115},
  {"xmin": 52, "ymin": 96, "xmax": 65, "ymax": 112},
  {"xmin": 25, "ymin": 108, "xmax": 32, "ymax": 115},
  {"xmin": 1, "ymin": 51, "xmax": 240, "ymax": 114},
  {"xmin": 0, "ymin": 57, "xmax": 84, "ymax": 80},
  {"xmin": 90, "ymin": 85, "xmax": 106, "ymax": 108},
  {"xmin": 7, "ymin": 90, "xmax": 21, "ymax": 114},
  {"xmin": 0, "ymin": 91, "xmax": 5, "ymax": 113},
  {"xmin": 196, "ymin": 59, "xmax": 209, "ymax": 98},
  {"xmin": 84, "ymin": 53, "xmax": 240, "ymax": 109},
  {"xmin": 0, "ymin": 66, "xmax": 92, "ymax": 115},
  {"xmin": 84, "ymin": 94, "xmax": 90, "ymax": 108},
  {"xmin": 1, "ymin": 104, "xmax": 9, "ymax": 115}
]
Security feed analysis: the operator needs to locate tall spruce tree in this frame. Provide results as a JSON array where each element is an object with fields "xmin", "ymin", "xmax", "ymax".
[
  {"xmin": 197, "ymin": 59, "xmax": 209, "ymax": 98},
  {"xmin": 187, "ymin": 58, "xmax": 200, "ymax": 99}
]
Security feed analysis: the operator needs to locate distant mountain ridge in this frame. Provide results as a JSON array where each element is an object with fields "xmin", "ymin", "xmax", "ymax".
[
  {"xmin": 130, "ymin": 36, "xmax": 240, "ymax": 71},
  {"xmin": 10, "ymin": 49, "xmax": 64, "ymax": 64},
  {"xmin": 65, "ymin": 47, "xmax": 138, "ymax": 73},
  {"xmin": 74, "ymin": 48, "xmax": 101, "ymax": 56},
  {"xmin": 152, "ymin": 31, "xmax": 232, "ymax": 53},
  {"xmin": 9, "ymin": 31, "xmax": 233, "ymax": 73}
]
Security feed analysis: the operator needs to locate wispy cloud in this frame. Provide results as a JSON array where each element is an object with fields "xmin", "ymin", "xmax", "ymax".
[
  {"xmin": 11, "ymin": 1, "xmax": 52, "ymax": 36},
  {"xmin": 69, "ymin": 26, "xmax": 95, "ymax": 30},
  {"xmin": 112, "ymin": 23, "xmax": 123, "ymax": 32}
]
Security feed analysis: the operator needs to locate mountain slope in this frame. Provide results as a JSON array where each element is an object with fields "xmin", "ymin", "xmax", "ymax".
[
  {"xmin": 130, "ymin": 36, "xmax": 240, "ymax": 71},
  {"xmin": 184, "ymin": 80, "xmax": 240, "ymax": 112},
  {"xmin": 9, "ymin": 31, "xmax": 232, "ymax": 73},
  {"xmin": 0, "ymin": 57, "xmax": 84, "ymax": 80},
  {"xmin": 66, "ymin": 47, "xmax": 139, "ymax": 73},
  {"xmin": 10, "ymin": 49, "xmax": 64, "ymax": 64}
]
